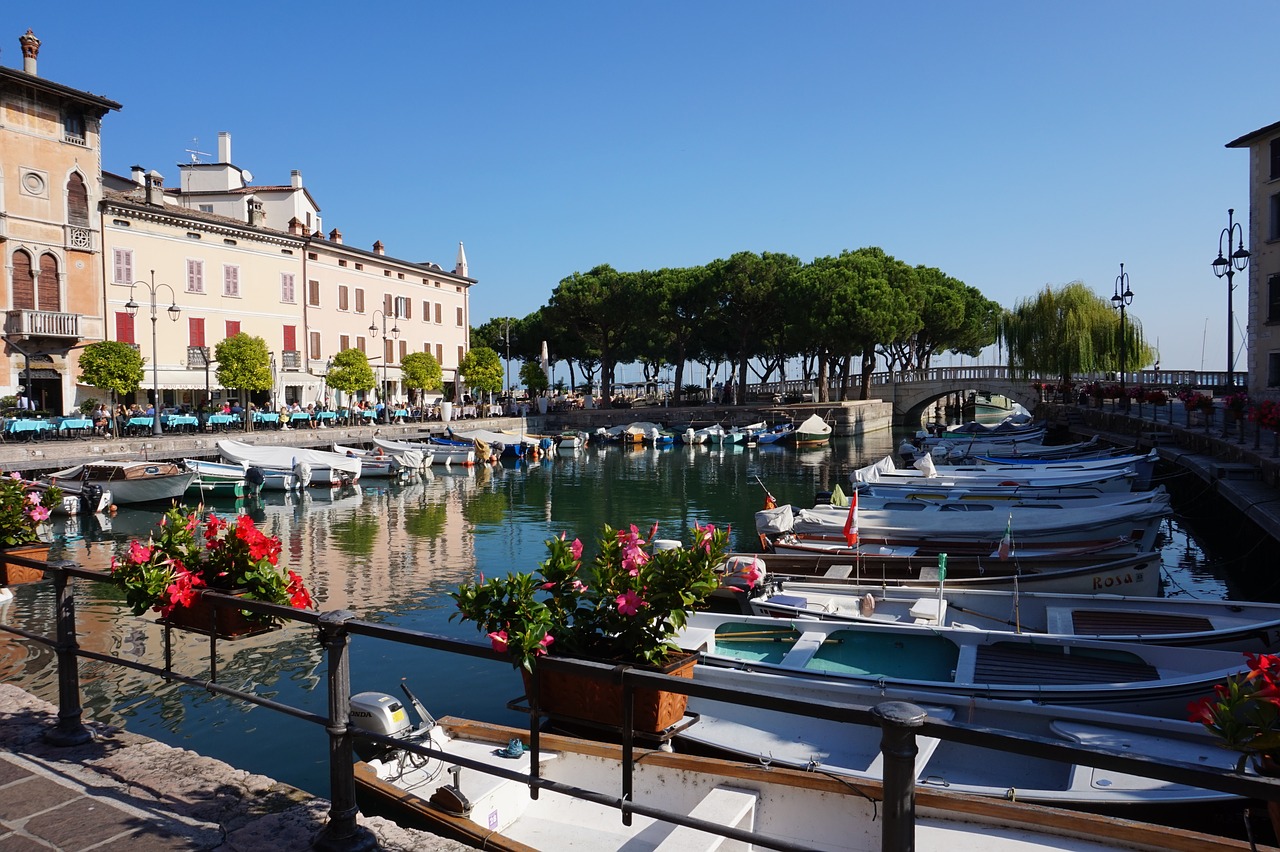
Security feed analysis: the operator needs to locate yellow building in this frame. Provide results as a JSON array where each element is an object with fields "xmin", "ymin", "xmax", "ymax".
[{"xmin": 0, "ymin": 30, "xmax": 120, "ymax": 413}]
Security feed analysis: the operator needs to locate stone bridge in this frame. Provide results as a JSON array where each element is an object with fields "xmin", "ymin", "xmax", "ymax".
[{"xmin": 752, "ymin": 367, "xmax": 1242, "ymax": 428}]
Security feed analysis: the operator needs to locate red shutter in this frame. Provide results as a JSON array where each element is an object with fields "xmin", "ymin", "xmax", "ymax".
[
  {"xmin": 189, "ymin": 318, "xmax": 205, "ymax": 347},
  {"xmin": 226, "ymin": 320, "xmax": 241, "ymax": 338},
  {"xmin": 116, "ymin": 312, "xmax": 135, "ymax": 344},
  {"xmin": 283, "ymin": 325, "xmax": 297, "ymax": 351}
]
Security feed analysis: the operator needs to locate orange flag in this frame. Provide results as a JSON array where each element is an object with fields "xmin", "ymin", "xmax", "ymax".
[{"xmin": 843, "ymin": 489, "xmax": 859, "ymax": 546}]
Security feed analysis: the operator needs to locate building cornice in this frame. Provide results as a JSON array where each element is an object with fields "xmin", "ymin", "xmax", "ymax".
[
  {"xmin": 103, "ymin": 198, "xmax": 306, "ymax": 249},
  {"xmin": 1226, "ymin": 119, "xmax": 1280, "ymax": 149},
  {"xmin": 0, "ymin": 66, "xmax": 121, "ymax": 116}
]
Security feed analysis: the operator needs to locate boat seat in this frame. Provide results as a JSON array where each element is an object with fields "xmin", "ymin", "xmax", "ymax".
[
  {"xmin": 1067, "ymin": 609, "xmax": 1214, "ymax": 637},
  {"xmin": 653, "ymin": 786, "xmax": 757, "ymax": 852},
  {"xmin": 768, "ymin": 593, "xmax": 836, "ymax": 614},
  {"xmin": 680, "ymin": 627, "xmax": 716, "ymax": 652},
  {"xmin": 822, "ymin": 564, "xmax": 853, "ymax": 579},
  {"xmin": 972, "ymin": 643, "xmax": 1159, "ymax": 686},
  {"xmin": 908, "ymin": 598, "xmax": 947, "ymax": 625},
  {"xmin": 778, "ymin": 632, "xmax": 827, "ymax": 669},
  {"xmin": 1049, "ymin": 720, "xmax": 1224, "ymax": 792}
]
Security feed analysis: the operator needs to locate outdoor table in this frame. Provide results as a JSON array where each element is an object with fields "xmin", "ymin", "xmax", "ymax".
[
  {"xmin": 315, "ymin": 411, "xmax": 337, "ymax": 425},
  {"xmin": 254, "ymin": 412, "xmax": 280, "ymax": 426},
  {"xmin": 462, "ymin": 405, "xmax": 477, "ymax": 419},
  {"xmin": 126, "ymin": 416, "xmax": 155, "ymax": 435},
  {"xmin": 392, "ymin": 409, "xmax": 409, "ymax": 423},
  {"xmin": 206, "ymin": 413, "xmax": 241, "ymax": 431},
  {"xmin": 57, "ymin": 417, "xmax": 93, "ymax": 438},
  {"xmin": 486, "ymin": 404, "xmax": 503, "ymax": 417},
  {"xmin": 5, "ymin": 419, "xmax": 53, "ymax": 441},
  {"xmin": 290, "ymin": 412, "xmax": 312, "ymax": 429},
  {"xmin": 161, "ymin": 414, "xmax": 200, "ymax": 433},
  {"xmin": 360, "ymin": 410, "xmax": 377, "ymax": 421}
]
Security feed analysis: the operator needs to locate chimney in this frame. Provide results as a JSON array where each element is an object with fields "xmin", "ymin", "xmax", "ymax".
[
  {"xmin": 144, "ymin": 170, "xmax": 165, "ymax": 206},
  {"xmin": 312, "ymin": 230, "xmax": 323, "ymax": 239},
  {"xmin": 247, "ymin": 198, "xmax": 266, "ymax": 227},
  {"xmin": 217, "ymin": 131, "xmax": 232, "ymax": 164},
  {"xmin": 288, "ymin": 217, "xmax": 306, "ymax": 236},
  {"xmin": 19, "ymin": 30, "xmax": 39, "ymax": 76},
  {"xmin": 328, "ymin": 228, "xmax": 342, "ymax": 244},
  {"xmin": 291, "ymin": 169, "xmax": 302, "ymax": 188},
  {"xmin": 454, "ymin": 241, "xmax": 468, "ymax": 277},
  {"xmin": 131, "ymin": 165, "xmax": 145, "ymax": 185},
  {"xmin": 373, "ymin": 240, "xmax": 385, "ymax": 255}
]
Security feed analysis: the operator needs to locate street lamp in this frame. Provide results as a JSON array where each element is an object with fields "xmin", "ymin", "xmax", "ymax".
[
  {"xmin": 125, "ymin": 270, "xmax": 180, "ymax": 436},
  {"xmin": 1212, "ymin": 208, "xmax": 1250, "ymax": 390},
  {"xmin": 503, "ymin": 318, "xmax": 512, "ymax": 401},
  {"xmin": 1111, "ymin": 263, "xmax": 1134, "ymax": 411},
  {"xmin": 369, "ymin": 309, "xmax": 400, "ymax": 424}
]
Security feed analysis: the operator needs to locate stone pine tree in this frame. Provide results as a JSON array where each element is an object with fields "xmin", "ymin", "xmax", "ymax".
[
  {"xmin": 214, "ymin": 333, "xmax": 271, "ymax": 430},
  {"xmin": 326, "ymin": 348, "xmax": 377, "ymax": 410},
  {"xmin": 77, "ymin": 341, "xmax": 144, "ymax": 437}
]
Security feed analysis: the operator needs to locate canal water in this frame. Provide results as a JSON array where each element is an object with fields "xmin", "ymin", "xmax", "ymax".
[{"xmin": 0, "ymin": 431, "xmax": 1266, "ymax": 799}]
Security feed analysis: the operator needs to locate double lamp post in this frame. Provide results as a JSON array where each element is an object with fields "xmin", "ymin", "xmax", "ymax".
[
  {"xmin": 1212, "ymin": 208, "xmax": 1250, "ymax": 391},
  {"xmin": 369, "ymin": 309, "xmax": 400, "ymax": 424},
  {"xmin": 1111, "ymin": 263, "xmax": 1133, "ymax": 409},
  {"xmin": 125, "ymin": 270, "xmax": 180, "ymax": 436}
]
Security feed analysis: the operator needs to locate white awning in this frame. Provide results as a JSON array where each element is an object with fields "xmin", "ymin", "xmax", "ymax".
[{"xmin": 132, "ymin": 369, "xmax": 217, "ymax": 391}]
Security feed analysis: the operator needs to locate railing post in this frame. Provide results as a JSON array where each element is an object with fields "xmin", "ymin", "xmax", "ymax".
[
  {"xmin": 314, "ymin": 609, "xmax": 378, "ymax": 852},
  {"xmin": 874, "ymin": 700, "xmax": 926, "ymax": 852},
  {"xmin": 43, "ymin": 561, "xmax": 91, "ymax": 746}
]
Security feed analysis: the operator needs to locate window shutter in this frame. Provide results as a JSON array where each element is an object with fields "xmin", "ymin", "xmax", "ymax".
[
  {"xmin": 355, "ymin": 289, "xmax": 365, "ymax": 313},
  {"xmin": 357, "ymin": 336, "xmax": 366, "ymax": 354},
  {"xmin": 403, "ymin": 298, "xmax": 412, "ymax": 319},
  {"xmin": 12, "ymin": 251, "xmax": 35, "ymax": 310},
  {"xmin": 310, "ymin": 331, "xmax": 321, "ymax": 360},
  {"xmin": 435, "ymin": 303, "xmax": 441, "ymax": 324},
  {"xmin": 224, "ymin": 265, "xmax": 239, "ymax": 296},
  {"xmin": 309, "ymin": 280, "xmax": 320, "ymax": 306},
  {"xmin": 384, "ymin": 293, "xmax": 393, "ymax": 315},
  {"xmin": 189, "ymin": 318, "xmax": 205, "ymax": 347},
  {"xmin": 226, "ymin": 320, "xmax": 241, "ymax": 337},
  {"xmin": 456, "ymin": 307, "xmax": 463, "ymax": 326},
  {"xmin": 384, "ymin": 339, "xmax": 393, "ymax": 364},
  {"xmin": 113, "ymin": 249, "xmax": 132, "ymax": 284},
  {"xmin": 116, "ymin": 312, "xmax": 136, "ymax": 344},
  {"xmin": 399, "ymin": 340, "xmax": 407, "ymax": 361},
  {"xmin": 340, "ymin": 334, "xmax": 350, "ymax": 351},
  {"xmin": 67, "ymin": 174, "xmax": 89, "ymax": 226},
  {"xmin": 339, "ymin": 286, "xmax": 349, "ymax": 311},
  {"xmin": 281, "ymin": 273, "xmax": 295, "ymax": 302},
  {"xmin": 283, "ymin": 325, "xmax": 297, "ymax": 351},
  {"xmin": 188, "ymin": 259, "xmax": 204, "ymax": 293},
  {"xmin": 436, "ymin": 343, "xmax": 443, "ymax": 363}
]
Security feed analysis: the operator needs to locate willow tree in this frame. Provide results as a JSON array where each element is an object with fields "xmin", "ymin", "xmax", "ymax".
[{"xmin": 1001, "ymin": 281, "xmax": 1152, "ymax": 386}]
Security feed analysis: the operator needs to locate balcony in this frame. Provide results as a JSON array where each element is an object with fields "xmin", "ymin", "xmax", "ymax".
[
  {"xmin": 280, "ymin": 350, "xmax": 302, "ymax": 371},
  {"xmin": 4, "ymin": 310, "xmax": 82, "ymax": 341}
]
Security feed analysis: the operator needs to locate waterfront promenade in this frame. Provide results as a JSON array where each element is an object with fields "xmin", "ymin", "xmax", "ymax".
[{"xmin": 0, "ymin": 684, "xmax": 468, "ymax": 851}]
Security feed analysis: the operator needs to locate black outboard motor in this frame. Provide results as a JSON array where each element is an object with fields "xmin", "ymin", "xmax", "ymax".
[
  {"xmin": 244, "ymin": 466, "xmax": 266, "ymax": 491},
  {"xmin": 79, "ymin": 483, "xmax": 104, "ymax": 515}
]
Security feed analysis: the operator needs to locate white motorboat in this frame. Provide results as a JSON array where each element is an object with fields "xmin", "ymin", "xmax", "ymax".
[
  {"xmin": 24, "ymin": 478, "xmax": 112, "ymax": 515},
  {"xmin": 47, "ymin": 461, "xmax": 195, "ymax": 505},
  {"xmin": 183, "ymin": 457, "xmax": 303, "ymax": 492},
  {"xmin": 373, "ymin": 437, "xmax": 475, "ymax": 466},
  {"xmin": 348, "ymin": 688, "xmax": 1240, "ymax": 851},
  {"xmin": 854, "ymin": 454, "xmax": 1156, "ymax": 491},
  {"xmin": 721, "ymin": 558, "xmax": 1280, "ymax": 651},
  {"xmin": 216, "ymin": 439, "xmax": 360, "ymax": 486},
  {"xmin": 679, "ymin": 612, "xmax": 1246, "ymax": 718},
  {"xmin": 331, "ymin": 443, "xmax": 422, "ymax": 476},
  {"xmin": 794, "ymin": 412, "xmax": 832, "ymax": 445},
  {"xmin": 680, "ymin": 663, "xmax": 1246, "ymax": 805}
]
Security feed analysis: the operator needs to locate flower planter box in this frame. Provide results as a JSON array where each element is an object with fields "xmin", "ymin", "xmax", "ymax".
[
  {"xmin": 161, "ymin": 589, "xmax": 278, "ymax": 640},
  {"xmin": 0, "ymin": 544, "xmax": 49, "ymax": 586},
  {"xmin": 522, "ymin": 651, "xmax": 697, "ymax": 734}
]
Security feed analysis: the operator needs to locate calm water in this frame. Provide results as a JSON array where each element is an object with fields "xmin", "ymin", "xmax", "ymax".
[{"xmin": 0, "ymin": 432, "xmax": 1259, "ymax": 797}]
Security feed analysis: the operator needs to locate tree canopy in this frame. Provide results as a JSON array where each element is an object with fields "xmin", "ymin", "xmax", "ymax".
[
  {"xmin": 400, "ymin": 351, "xmax": 443, "ymax": 403},
  {"xmin": 78, "ymin": 341, "xmax": 143, "ymax": 401},
  {"xmin": 458, "ymin": 346, "xmax": 503, "ymax": 397},
  {"xmin": 214, "ymin": 334, "xmax": 271, "ymax": 395},
  {"xmin": 327, "ymin": 348, "xmax": 377, "ymax": 398}
]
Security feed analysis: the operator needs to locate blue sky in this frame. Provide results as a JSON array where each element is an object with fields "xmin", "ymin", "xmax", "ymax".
[{"xmin": 9, "ymin": 2, "xmax": 1276, "ymax": 378}]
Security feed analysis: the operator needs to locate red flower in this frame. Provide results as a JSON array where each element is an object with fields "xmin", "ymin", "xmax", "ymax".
[{"xmin": 286, "ymin": 571, "xmax": 313, "ymax": 609}]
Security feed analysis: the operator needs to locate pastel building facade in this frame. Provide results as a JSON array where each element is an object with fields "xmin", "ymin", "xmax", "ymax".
[{"xmin": 1229, "ymin": 120, "xmax": 1280, "ymax": 401}]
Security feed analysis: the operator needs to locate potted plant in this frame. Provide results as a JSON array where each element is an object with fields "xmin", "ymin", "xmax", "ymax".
[
  {"xmin": 451, "ymin": 521, "xmax": 729, "ymax": 732},
  {"xmin": 1224, "ymin": 392, "xmax": 1251, "ymax": 421},
  {"xmin": 110, "ymin": 505, "xmax": 313, "ymax": 639},
  {"xmin": 0, "ymin": 473, "xmax": 58, "ymax": 586}
]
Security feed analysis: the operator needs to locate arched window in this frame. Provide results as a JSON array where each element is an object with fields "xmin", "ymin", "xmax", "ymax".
[
  {"xmin": 38, "ymin": 253, "xmax": 60, "ymax": 311},
  {"xmin": 11, "ymin": 250, "xmax": 35, "ymax": 310},
  {"xmin": 67, "ymin": 173, "xmax": 89, "ymax": 227}
]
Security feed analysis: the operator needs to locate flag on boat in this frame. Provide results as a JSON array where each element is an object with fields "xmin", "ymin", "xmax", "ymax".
[
  {"xmin": 997, "ymin": 515, "xmax": 1013, "ymax": 560},
  {"xmin": 843, "ymin": 489, "xmax": 859, "ymax": 546}
]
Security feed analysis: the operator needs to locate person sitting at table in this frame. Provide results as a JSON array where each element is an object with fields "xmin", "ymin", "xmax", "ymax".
[
  {"xmin": 144, "ymin": 402, "xmax": 155, "ymax": 417},
  {"xmin": 305, "ymin": 404, "xmax": 318, "ymax": 429},
  {"xmin": 279, "ymin": 404, "xmax": 291, "ymax": 428},
  {"xmin": 221, "ymin": 401, "xmax": 231, "ymax": 414},
  {"xmin": 230, "ymin": 401, "xmax": 243, "ymax": 417},
  {"xmin": 93, "ymin": 404, "xmax": 111, "ymax": 436}
]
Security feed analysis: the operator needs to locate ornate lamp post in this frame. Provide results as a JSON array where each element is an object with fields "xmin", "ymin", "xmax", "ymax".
[
  {"xmin": 125, "ymin": 270, "xmax": 180, "ymax": 436},
  {"xmin": 369, "ymin": 309, "xmax": 400, "ymax": 424},
  {"xmin": 1212, "ymin": 208, "xmax": 1250, "ymax": 390},
  {"xmin": 1111, "ymin": 263, "xmax": 1134, "ymax": 411}
]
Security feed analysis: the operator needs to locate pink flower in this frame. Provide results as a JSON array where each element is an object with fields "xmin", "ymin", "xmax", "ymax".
[
  {"xmin": 622, "ymin": 546, "xmax": 650, "ymax": 577},
  {"xmin": 694, "ymin": 523, "xmax": 718, "ymax": 554},
  {"xmin": 129, "ymin": 539, "xmax": 153, "ymax": 564},
  {"xmin": 26, "ymin": 492, "xmax": 42, "ymax": 506},
  {"xmin": 616, "ymin": 590, "xmax": 644, "ymax": 616},
  {"xmin": 26, "ymin": 505, "xmax": 50, "ymax": 523},
  {"xmin": 570, "ymin": 538, "xmax": 583, "ymax": 560},
  {"xmin": 534, "ymin": 633, "xmax": 554, "ymax": 656},
  {"xmin": 488, "ymin": 630, "xmax": 509, "ymax": 653},
  {"xmin": 8, "ymin": 472, "xmax": 21, "ymax": 481},
  {"xmin": 542, "ymin": 581, "xmax": 556, "ymax": 590},
  {"xmin": 617, "ymin": 524, "xmax": 644, "ymax": 548},
  {"xmin": 570, "ymin": 579, "xmax": 588, "ymax": 593}
]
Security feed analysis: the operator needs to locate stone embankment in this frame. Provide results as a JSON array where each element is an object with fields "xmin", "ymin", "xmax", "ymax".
[{"xmin": 0, "ymin": 684, "xmax": 468, "ymax": 851}]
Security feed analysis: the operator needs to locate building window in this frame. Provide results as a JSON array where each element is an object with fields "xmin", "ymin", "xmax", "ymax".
[
  {"xmin": 189, "ymin": 317, "xmax": 205, "ymax": 347},
  {"xmin": 338, "ymin": 285, "xmax": 349, "ymax": 311},
  {"xmin": 116, "ymin": 312, "xmax": 135, "ymax": 344},
  {"xmin": 340, "ymin": 334, "xmax": 350, "ymax": 351},
  {"xmin": 456, "ymin": 306, "xmax": 464, "ymax": 327},
  {"xmin": 112, "ymin": 248, "xmax": 133, "ymax": 284},
  {"xmin": 66, "ymin": 173, "xmax": 89, "ymax": 227},
  {"xmin": 422, "ymin": 299, "xmax": 430, "ymax": 320},
  {"xmin": 62, "ymin": 109, "xmax": 85, "ymax": 143},
  {"xmin": 283, "ymin": 325, "xmax": 297, "ymax": 352},
  {"xmin": 187, "ymin": 259, "xmax": 204, "ymax": 293},
  {"xmin": 307, "ymin": 252, "xmax": 318, "ymax": 261},
  {"xmin": 1271, "ymin": 194, "xmax": 1280, "ymax": 242},
  {"xmin": 355, "ymin": 288, "xmax": 365, "ymax": 313},
  {"xmin": 457, "ymin": 345, "xmax": 465, "ymax": 366},
  {"xmin": 187, "ymin": 232, "xmax": 202, "ymax": 240},
  {"xmin": 395, "ymin": 296, "xmax": 411, "ymax": 319},
  {"xmin": 436, "ymin": 343, "xmax": 443, "ymax": 363},
  {"xmin": 397, "ymin": 272, "xmax": 405, "ymax": 280},
  {"xmin": 1270, "ymin": 275, "xmax": 1280, "ymax": 323},
  {"xmin": 338, "ymin": 259, "xmax": 348, "ymax": 267},
  {"xmin": 355, "ymin": 263, "xmax": 363, "ymax": 271},
  {"xmin": 308, "ymin": 280, "xmax": 320, "ymax": 307},
  {"xmin": 310, "ymin": 331, "xmax": 321, "ymax": 360},
  {"xmin": 199, "ymin": 204, "xmax": 214, "ymax": 213},
  {"xmin": 1271, "ymin": 138, "xmax": 1280, "ymax": 181},
  {"xmin": 223, "ymin": 264, "xmax": 240, "ymax": 297},
  {"xmin": 399, "ymin": 340, "xmax": 407, "ymax": 361},
  {"xmin": 226, "ymin": 320, "xmax": 241, "ymax": 338},
  {"xmin": 384, "ymin": 338, "xmax": 394, "ymax": 365},
  {"xmin": 357, "ymin": 336, "xmax": 366, "ymax": 355},
  {"xmin": 281, "ymin": 273, "xmax": 295, "ymax": 303},
  {"xmin": 11, "ymin": 249, "xmax": 34, "ymax": 310},
  {"xmin": 1270, "ymin": 352, "xmax": 1280, "ymax": 387}
]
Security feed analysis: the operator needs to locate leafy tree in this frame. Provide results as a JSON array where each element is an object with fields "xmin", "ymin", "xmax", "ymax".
[
  {"xmin": 1002, "ymin": 281, "xmax": 1153, "ymax": 386},
  {"xmin": 519, "ymin": 360, "xmax": 549, "ymax": 395},
  {"xmin": 326, "ymin": 348, "xmax": 377, "ymax": 407},
  {"xmin": 400, "ymin": 351, "xmax": 443, "ymax": 405},
  {"xmin": 458, "ymin": 346, "xmax": 503, "ymax": 399},
  {"xmin": 77, "ymin": 341, "xmax": 143, "ymax": 435},
  {"xmin": 547, "ymin": 265, "xmax": 636, "ymax": 405},
  {"xmin": 214, "ymin": 334, "xmax": 271, "ymax": 423}
]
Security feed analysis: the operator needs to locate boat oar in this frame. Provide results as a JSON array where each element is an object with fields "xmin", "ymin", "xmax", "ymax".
[{"xmin": 715, "ymin": 634, "xmax": 844, "ymax": 644}]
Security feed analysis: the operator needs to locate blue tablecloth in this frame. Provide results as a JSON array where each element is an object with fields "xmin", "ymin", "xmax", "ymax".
[
  {"xmin": 207, "ymin": 414, "xmax": 241, "ymax": 427},
  {"xmin": 360, "ymin": 410, "xmax": 377, "ymax": 420},
  {"xmin": 57, "ymin": 418, "xmax": 93, "ymax": 433},
  {"xmin": 162, "ymin": 414, "xmax": 200, "ymax": 428},
  {"xmin": 254, "ymin": 412, "xmax": 280, "ymax": 424},
  {"xmin": 315, "ymin": 411, "xmax": 337, "ymax": 421},
  {"xmin": 393, "ymin": 409, "xmax": 410, "ymax": 419},
  {"xmin": 5, "ymin": 419, "xmax": 52, "ymax": 436},
  {"xmin": 290, "ymin": 412, "xmax": 311, "ymax": 423},
  {"xmin": 127, "ymin": 416, "xmax": 155, "ymax": 429}
]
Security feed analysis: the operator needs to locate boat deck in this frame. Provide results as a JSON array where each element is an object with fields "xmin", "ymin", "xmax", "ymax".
[{"xmin": 973, "ymin": 643, "xmax": 1160, "ymax": 686}]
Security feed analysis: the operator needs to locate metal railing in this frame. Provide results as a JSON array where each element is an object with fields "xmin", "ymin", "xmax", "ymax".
[{"xmin": 4, "ymin": 555, "xmax": 1278, "ymax": 852}]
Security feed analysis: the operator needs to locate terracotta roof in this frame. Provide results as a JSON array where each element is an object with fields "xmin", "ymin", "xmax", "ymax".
[
  {"xmin": 102, "ymin": 187, "xmax": 301, "ymax": 241},
  {"xmin": 1226, "ymin": 119, "xmax": 1280, "ymax": 149},
  {"xmin": 0, "ymin": 66, "xmax": 121, "ymax": 113}
]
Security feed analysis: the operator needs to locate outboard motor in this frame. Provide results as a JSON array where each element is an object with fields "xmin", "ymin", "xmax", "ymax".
[
  {"xmin": 350, "ymin": 690, "xmax": 421, "ymax": 762},
  {"xmin": 292, "ymin": 461, "xmax": 313, "ymax": 489},
  {"xmin": 244, "ymin": 466, "xmax": 266, "ymax": 491},
  {"xmin": 79, "ymin": 483, "xmax": 104, "ymax": 515}
]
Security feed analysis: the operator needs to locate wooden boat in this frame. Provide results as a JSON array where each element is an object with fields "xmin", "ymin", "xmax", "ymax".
[
  {"xmin": 756, "ymin": 493, "xmax": 1169, "ymax": 555},
  {"xmin": 854, "ymin": 454, "xmax": 1154, "ymax": 491},
  {"xmin": 47, "ymin": 461, "xmax": 195, "ymax": 505},
  {"xmin": 721, "ymin": 562, "xmax": 1280, "ymax": 651},
  {"xmin": 794, "ymin": 412, "xmax": 832, "ymax": 446},
  {"xmin": 679, "ymin": 663, "xmax": 1246, "ymax": 805},
  {"xmin": 331, "ymin": 443, "xmax": 423, "ymax": 476},
  {"xmin": 556, "ymin": 431, "xmax": 587, "ymax": 451},
  {"xmin": 374, "ymin": 436, "xmax": 475, "ymax": 466},
  {"xmin": 679, "ymin": 612, "xmax": 1247, "ymax": 718},
  {"xmin": 181, "ymin": 458, "xmax": 260, "ymax": 497},
  {"xmin": 348, "ymin": 694, "xmax": 1243, "ymax": 850},
  {"xmin": 184, "ymin": 458, "xmax": 301, "ymax": 491},
  {"xmin": 216, "ymin": 439, "xmax": 361, "ymax": 486},
  {"xmin": 718, "ymin": 549, "xmax": 1162, "ymax": 595}
]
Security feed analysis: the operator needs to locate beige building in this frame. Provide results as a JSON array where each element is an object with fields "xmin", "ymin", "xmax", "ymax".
[
  {"xmin": 1228, "ymin": 120, "xmax": 1280, "ymax": 401},
  {"xmin": 0, "ymin": 30, "xmax": 120, "ymax": 413}
]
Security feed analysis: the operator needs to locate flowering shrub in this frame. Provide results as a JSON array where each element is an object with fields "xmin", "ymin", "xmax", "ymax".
[
  {"xmin": 1250, "ymin": 400, "xmax": 1280, "ymax": 431},
  {"xmin": 1189, "ymin": 652, "xmax": 1280, "ymax": 771},
  {"xmin": 1143, "ymin": 389, "xmax": 1168, "ymax": 405},
  {"xmin": 1179, "ymin": 390, "xmax": 1214, "ymax": 412},
  {"xmin": 451, "ymin": 522, "xmax": 729, "ymax": 671},
  {"xmin": 0, "ymin": 473, "xmax": 58, "ymax": 547},
  {"xmin": 1224, "ymin": 392, "xmax": 1251, "ymax": 413},
  {"xmin": 110, "ymin": 505, "xmax": 313, "ymax": 620}
]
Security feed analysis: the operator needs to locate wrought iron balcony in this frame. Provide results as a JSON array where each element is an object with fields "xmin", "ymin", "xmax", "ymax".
[
  {"xmin": 4, "ymin": 310, "xmax": 82, "ymax": 340},
  {"xmin": 281, "ymin": 350, "xmax": 302, "ymax": 371}
]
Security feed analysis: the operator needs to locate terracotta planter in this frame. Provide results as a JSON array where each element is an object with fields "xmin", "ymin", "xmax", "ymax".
[
  {"xmin": 522, "ymin": 651, "xmax": 697, "ymax": 734},
  {"xmin": 161, "ymin": 588, "xmax": 277, "ymax": 640},
  {"xmin": 0, "ymin": 544, "xmax": 50, "ymax": 586}
]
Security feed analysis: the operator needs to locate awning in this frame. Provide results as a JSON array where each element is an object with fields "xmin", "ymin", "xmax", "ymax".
[{"xmin": 141, "ymin": 369, "xmax": 220, "ymax": 391}]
